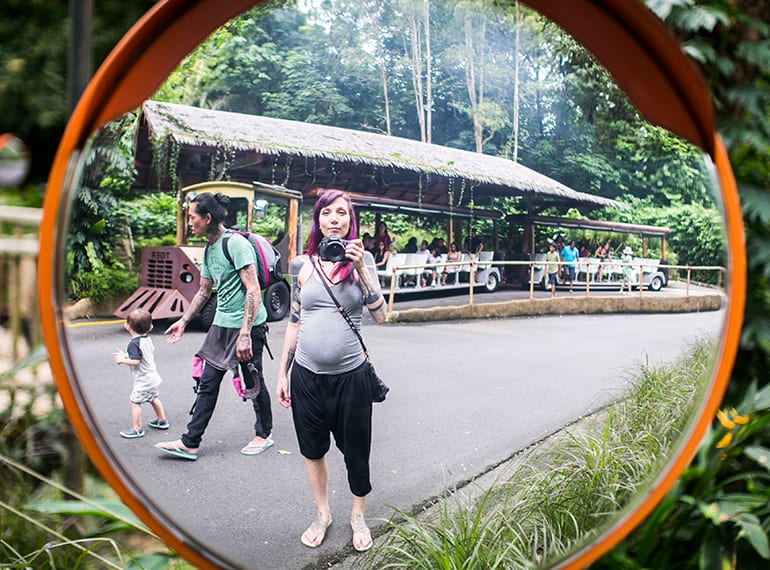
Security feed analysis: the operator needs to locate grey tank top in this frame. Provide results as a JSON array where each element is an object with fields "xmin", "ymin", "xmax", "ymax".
[{"xmin": 294, "ymin": 257, "xmax": 376, "ymax": 375}]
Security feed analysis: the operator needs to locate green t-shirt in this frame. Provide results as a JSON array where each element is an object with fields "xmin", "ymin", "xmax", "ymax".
[
  {"xmin": 545, "ymin": 251, "xmax": 560, "ymax": 275},
  {"xmin": 201, "ymin": 232, "xmax": 267, "ymax": 329}
]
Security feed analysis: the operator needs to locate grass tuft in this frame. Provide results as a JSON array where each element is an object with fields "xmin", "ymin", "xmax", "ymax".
[{"xmin": 370, "ymin": 336, "xmax": 717, "ymax": 568}]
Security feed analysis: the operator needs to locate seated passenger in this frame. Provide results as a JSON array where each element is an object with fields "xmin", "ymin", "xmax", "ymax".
[
  {"xmin": 423, "ymin": 247, "xmax": 442, "ymax": 287},
  {"xmin": 418, "ymin": 239, "xmax": 430, "ymax": 259},
  {"xmin": 375, "ymin": 221, "xmax": 392, "ymax": 251},
  {"xmin": 374, "ymin": 240, "xmax": 390, "ymax": 286},
  {"xmin": 363, "ymin": 232, "xmax": 376, "ymax": 256},
  {"xmin": 466, "ymin": 230, "xmax": 484, "ymax": 257},
  {"xmin": 404, "ymin": 236, "xmax": 418, "ymax": 253},
  {"xmin": 441, "ymin": 242, "xmax": 462, "ymax": 285},
  {"xmin": 595, "ymin": 242, "xmax": 611, "ymax": 281}
]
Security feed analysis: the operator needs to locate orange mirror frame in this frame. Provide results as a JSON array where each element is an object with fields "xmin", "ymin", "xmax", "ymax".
[{"xmin": 38, "ymin": 0, "xmax": 745, "ymax": 567}]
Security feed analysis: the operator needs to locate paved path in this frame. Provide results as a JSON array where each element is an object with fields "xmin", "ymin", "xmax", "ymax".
[{"xmin": 64, "ymin": 301, "xmax": 723, "ymax": 569}]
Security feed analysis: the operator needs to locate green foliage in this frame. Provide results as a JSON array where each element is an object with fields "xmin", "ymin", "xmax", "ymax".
[
  {"xmin": 0, "ymin": 388, "xmax": 67, "ymax": 477},
  {"xmin": 597, "ymin": 383, "xmax": 770, "ymax": 569},
  {"xmin": 0, "ymin": 469, "xmax": 186, "ymax": 569},
  {"xmin": 0, "ymin": 0, "xmax": 156, "ymax": 183},
  {"xmin": 135, "ymin": 236, "xmax": 178, "ymax": 250},
  {"xmin": 596, "ymin": 1, "xmax": 770, "ymax": 567},
  {"xmin": 149, "ymin": 1, "xmax": 705, "ymax": 210},
  {"xmin": 68, "ymin": 260, "xmax": 138, "ymax": 304},
  {"xmin": 599, "ymin": 195, "xmax": 726, "ymax": 280},
  {"xmin": 114, "ymin": 193, "xmax": 177, "ymax": 240},
  {"xmin": 0, "ymin": 184, "xmax": 46, "ymax": 208},
  {"xmin": 1, "ymin": 353, "xmax": 187, "ymax": 569},
  {"xmin": 66, "ymin": 117, "xmax": 139, "ymax": 301}
]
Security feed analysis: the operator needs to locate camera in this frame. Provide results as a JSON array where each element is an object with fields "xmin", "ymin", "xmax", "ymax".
[{"xmin": 318, "ymin": 234, "xmax": 349, "ymax": 262}]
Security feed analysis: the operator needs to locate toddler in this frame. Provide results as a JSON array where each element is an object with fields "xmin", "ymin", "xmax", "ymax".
[{"xmin": 112, "ymin": 309, "xmax": 169, "ymax": 438}]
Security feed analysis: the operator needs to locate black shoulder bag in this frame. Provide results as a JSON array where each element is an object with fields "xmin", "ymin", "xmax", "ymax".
[{"xmin": 310, "ymin": 256, "xmax": 389, "ymax": 403}]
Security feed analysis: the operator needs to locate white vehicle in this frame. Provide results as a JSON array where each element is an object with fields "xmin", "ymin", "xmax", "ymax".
[
  {"xmin": 529, "ymin": 253, "xmax": 668, "ymax": 291},
  {"xmin": 379, "ymin": 250, "xmax": 501, "ymax": 294},
  {"xmin": 520, "ymin": 215, "xmax": 671, "ymax": 292}
]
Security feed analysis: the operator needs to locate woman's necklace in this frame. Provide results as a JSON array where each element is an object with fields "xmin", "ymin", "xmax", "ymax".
[{"xmin": 316, "ymin": 256, "xmax": 337, "ymax": 284}]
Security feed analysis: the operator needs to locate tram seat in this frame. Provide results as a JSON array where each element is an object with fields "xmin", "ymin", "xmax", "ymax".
[
  {"xmin": 378, "ymin": 253, "xmax": 404, "ymax": 287},
  {"xmin": 459, "ymin": 254, "xmax": 473, "ymax": 273},
  {"xmin": 638, "ymin": 258, "xmax": 660, "ymax": 274},
  {"xmin": 605, "ymin": 260, "xmax": 622, "ymax": 281},
  {"xmin": 579, "ymin": 257, "xmax": 599, "ymax": 282},
  {"xmin": 401, "ymin": 253, "xmax": 425, "ymax": 288},
  {"xmin": 477, "ymin": 250, "xmax": 493, "ymax": 270}
]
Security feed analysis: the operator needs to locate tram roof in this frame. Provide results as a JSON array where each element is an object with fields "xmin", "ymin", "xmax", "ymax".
[
  {"xmin": 134, "ymin": 100, "xmax": 625, "ymax": 213},
  {"xmin": 510, "ymin": 214, "xmax": 671, "ymax": 237}
]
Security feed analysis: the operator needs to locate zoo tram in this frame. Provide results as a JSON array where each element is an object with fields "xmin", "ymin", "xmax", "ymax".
[{"xmin": 115, "ymin": 101, "xmax": 635, "ymax": 324}]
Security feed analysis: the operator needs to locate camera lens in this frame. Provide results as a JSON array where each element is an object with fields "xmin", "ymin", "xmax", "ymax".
[
  {"xmin": 319, "ymin": 236, "xmax": 347, "ymax": 262},
  {"xmin": 324, "ymin": 241, "xmax": 345, "ymax": 261}
]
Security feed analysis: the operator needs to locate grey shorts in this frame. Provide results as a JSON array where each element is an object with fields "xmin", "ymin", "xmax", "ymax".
[{"xmin": 130, "ymin": 387, "xmax": 160, "ymax": 404}]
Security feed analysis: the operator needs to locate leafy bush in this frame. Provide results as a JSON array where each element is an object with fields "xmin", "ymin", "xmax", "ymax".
[
  {"xmin": 596, "ymin": 383, "xmax": 770, "ymax": 569},
  {"xmin": 113, "ymin": 193, "xmax": 177, "ymax": 240},
  {"xmin": 1, "ymin": 350, "xmax": 187, "ymax": 569},
  {"xmin": 69, "ymin": 266, "xmax": 138, "ymax": 304},
  {"xmin": 67, "ymin": 242, "xmax": 138, "ymax": 302},
  {"xmin": 599, "ymin": 196, "xmax": 726, "ymax": 283}
]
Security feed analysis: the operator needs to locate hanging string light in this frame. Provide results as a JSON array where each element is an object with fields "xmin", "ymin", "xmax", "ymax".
[
  {"xmin": 283, "ymin": 155, "xmax": 293, "ymax": 186},
  {"xmin": 418, "ymin": 173, "xmax": 423, "ymax": 210},
  {"xmin": 270, "ymin": 155, "xmax": 279, "ymax": 185}
]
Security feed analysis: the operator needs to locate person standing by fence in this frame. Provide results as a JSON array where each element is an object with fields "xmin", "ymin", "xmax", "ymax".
[
  {"xmin": 561, "ymin": 240, "xmax": 579, "ymax": 293},
  {"xmin": 545, "ymin": 243, "xmax": 561, "ymax": 298}
]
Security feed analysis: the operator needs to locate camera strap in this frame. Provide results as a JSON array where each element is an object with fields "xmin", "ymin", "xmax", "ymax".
[{"xmin": 309, "ymin": 255, "xmax": 369, "ymax": 359}]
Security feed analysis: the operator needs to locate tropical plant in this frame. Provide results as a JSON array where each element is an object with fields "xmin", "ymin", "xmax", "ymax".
[
  {"xmin": 597, "ymin": 0, "xmax": 770, "ymax": 565},
  {"xmin": 595, "ymin": 383, "xmax": 770, "ymax": 568}
]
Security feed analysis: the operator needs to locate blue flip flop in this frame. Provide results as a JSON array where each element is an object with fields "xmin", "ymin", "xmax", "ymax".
[
  {"xmin": 156, "ymin": 442, "xmax": 198, "ymax": 461},
  {"xmin": 240, "ymin": 438, "xmax": 274, "ymax": 456}
]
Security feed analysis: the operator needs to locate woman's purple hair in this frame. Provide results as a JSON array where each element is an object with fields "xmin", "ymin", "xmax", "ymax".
[{"xmin": 306, "ymin": 188, "xmax": 358, "ymax": 282}]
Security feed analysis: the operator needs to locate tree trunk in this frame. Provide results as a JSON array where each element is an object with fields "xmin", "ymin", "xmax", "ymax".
[
  {"xmin": 370, "ymin": 3, "xmax": 392, "ymax": 135},
  {"xmin": 407, "ymin": 10, "xmax": 427, "ymax": 142},
  {"xmin": 512, "ymin": 0, "xmax": 520, "ymax": 162},
  {"xmin": 464, "ymin": 12, "xmax": 486, "ymax": 153},
  {"xmin": 424, "ymin": 0, "xmax": 432, "ymax": 143}
]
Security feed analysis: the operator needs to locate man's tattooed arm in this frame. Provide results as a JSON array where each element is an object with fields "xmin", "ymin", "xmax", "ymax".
[
  {"xmin": 184, "ymin": 278, "xmax": 214, "ymax": 322},
  {"xmin": 238, "ymin": 264, "xmax": 260, "ymax": 333}
]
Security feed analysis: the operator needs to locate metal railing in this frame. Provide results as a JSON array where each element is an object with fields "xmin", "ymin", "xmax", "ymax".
[{"xmin": 384, "ymin": 258, "xmax": 726, "ymax": 313}]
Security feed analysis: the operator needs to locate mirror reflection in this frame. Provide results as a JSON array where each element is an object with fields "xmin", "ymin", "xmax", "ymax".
[{"xmin": 58, "ymin": 1, "xmax": 727, "ymax": 567}]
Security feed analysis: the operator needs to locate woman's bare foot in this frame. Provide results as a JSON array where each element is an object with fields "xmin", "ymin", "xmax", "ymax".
[
  {"xmin": 351, "ymin": 513, "xmax": 372, "ymax": 552},
  {"xmin": 301, "ymin": 513, "xmax": 332, "ymax": 547}
]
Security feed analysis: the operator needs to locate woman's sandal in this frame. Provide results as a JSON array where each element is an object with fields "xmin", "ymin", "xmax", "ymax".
[
  {"xmin": 351, "ymin": 514, "xmax": 373, "ymax": 552},
  {"xmin": 301, "ymin": 514, "xmax": 332, "ymax": 548}
]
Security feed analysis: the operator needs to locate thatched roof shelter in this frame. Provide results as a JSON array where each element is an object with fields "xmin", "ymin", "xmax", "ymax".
[{"xmin": 134, "ymin": 101, "xmax": 624, "ymax": 214}]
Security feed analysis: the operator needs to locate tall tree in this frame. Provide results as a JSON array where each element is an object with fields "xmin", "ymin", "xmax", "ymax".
[
  {"xmin": 442, "ymin": 1, "xmax": 511, "ymax": 154},
  {"xmin": 396, "ymin": 0, "xmax": 435, "ymax": 142},
  {"xmin": 512, "ymin": 0, "xmax": 521, "ymax": 162}
]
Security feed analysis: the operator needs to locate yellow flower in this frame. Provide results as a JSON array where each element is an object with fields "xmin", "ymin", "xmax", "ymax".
[
  {"xmin": 716, "ymin": 431, "xmax": 733, "ymax": 449},
  {"xmin": 717, "ymin": 409, "xmax": 735, "ymax": 430},
  {"xmin": 730, "ymin": 408, "xmax": 750, "ymax": 425}
]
